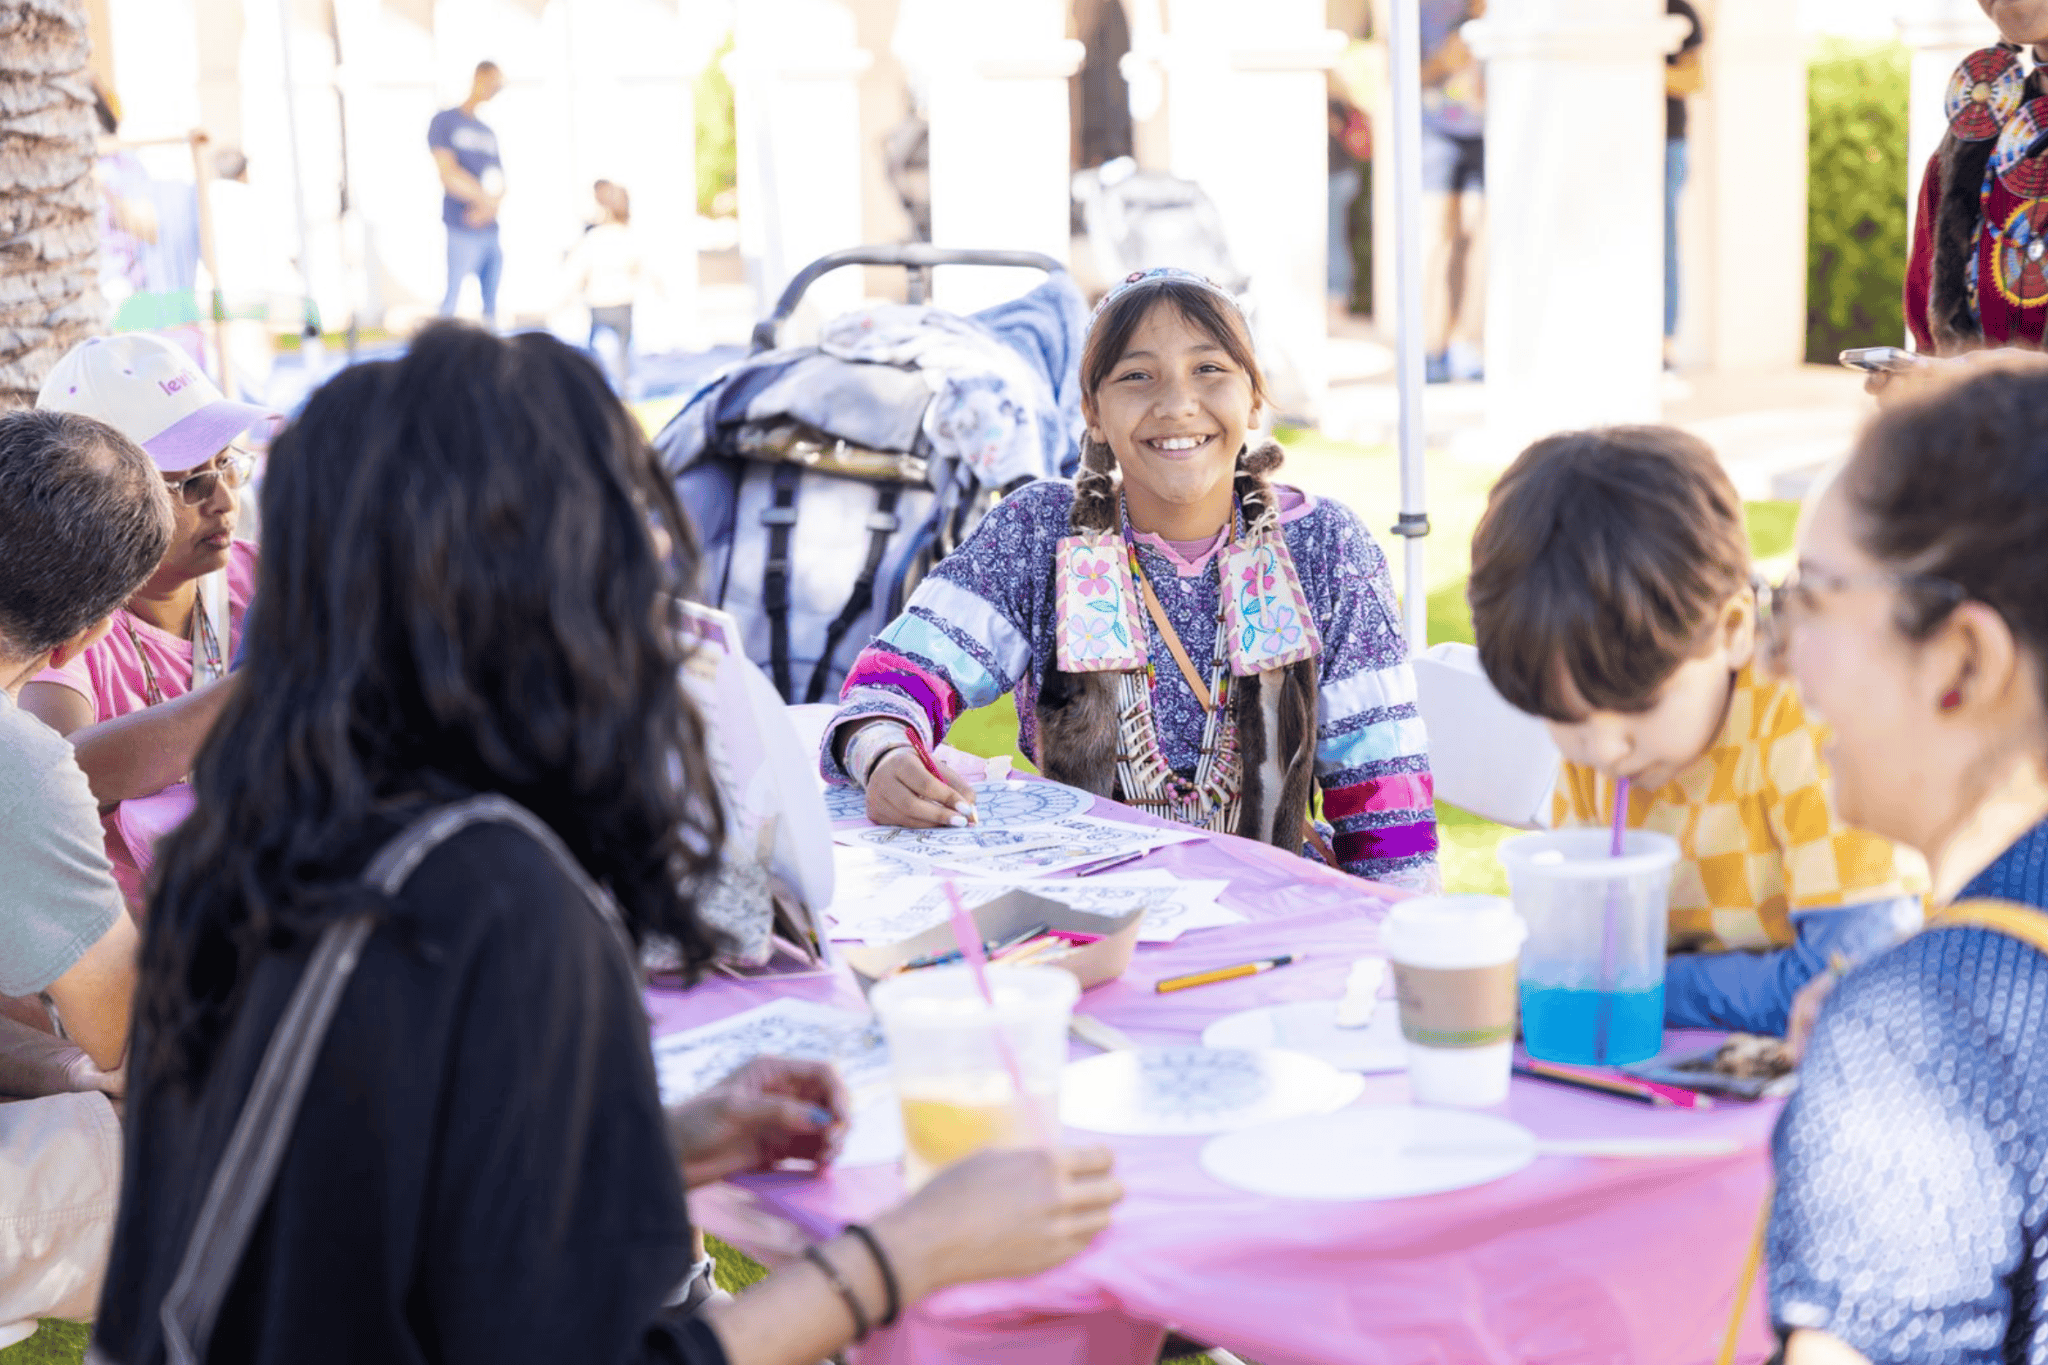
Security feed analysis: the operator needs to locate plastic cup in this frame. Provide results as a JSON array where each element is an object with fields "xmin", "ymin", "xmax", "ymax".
[
  {"xmin": 1380, "ymin": 895, "xmax": 1528, "ymax": 1107},
  {"xmin": 1498, "ymin": 829, "xmax": 1680, "ymax": 1067},
  {"xmin": 868, "ymin": 964, "xmax": 1078, "ymax": 1191}
]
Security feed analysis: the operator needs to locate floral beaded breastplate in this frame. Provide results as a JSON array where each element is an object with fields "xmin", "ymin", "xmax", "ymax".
[{"xmin": 1050, "ymin": 495, "xmax": 1321, "ymax": 831}]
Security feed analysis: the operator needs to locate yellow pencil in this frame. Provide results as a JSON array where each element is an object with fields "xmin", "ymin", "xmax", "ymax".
[{"xmin": 1154, "ymin": 953, "xmax": 1299, "ymax": 994}]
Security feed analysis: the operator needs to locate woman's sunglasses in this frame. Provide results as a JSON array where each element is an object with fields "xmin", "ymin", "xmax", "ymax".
[{"xmin": 166, "ymin": 448, "xmax": 256, "ymax": 507}]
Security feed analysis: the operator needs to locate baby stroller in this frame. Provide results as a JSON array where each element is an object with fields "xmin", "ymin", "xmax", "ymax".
[{"xmin": 657, "ymin": 245, "xmax": 1087, "ymax": 705}]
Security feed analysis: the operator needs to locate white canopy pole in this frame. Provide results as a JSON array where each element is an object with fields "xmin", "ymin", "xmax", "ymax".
[{"xmin": 1384, "ymin": 0, "xmax": 1430, "ymax": 652}]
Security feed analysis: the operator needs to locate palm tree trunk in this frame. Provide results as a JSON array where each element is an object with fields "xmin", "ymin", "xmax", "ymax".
[{"xmin": 0, "ymin": 0, "xmax": 101, "ymax": 409}]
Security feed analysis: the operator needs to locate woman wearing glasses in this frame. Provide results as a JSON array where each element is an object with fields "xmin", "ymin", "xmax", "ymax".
[
  {"xmin": 22, "ymin": 334, "xmax": 272, "ymax": 912},
  {"xmin": 1765, "ymin": 355, "xmax": 2048, "ymax": 1364}
]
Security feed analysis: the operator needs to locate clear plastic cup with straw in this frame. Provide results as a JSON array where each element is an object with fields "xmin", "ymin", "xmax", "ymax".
[
  {"xmin": 869, "ymin": 963, "xmax": 1077, "ymax": 1190},
  {"xmin": 1499, "ymin": 788, "xmax": 1679, "ymax": 1067}
]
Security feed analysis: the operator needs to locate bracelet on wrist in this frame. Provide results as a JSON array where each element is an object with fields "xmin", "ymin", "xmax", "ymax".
[
  {"xmin": 846, "ymin": 722, "xmax": 915, "ymax": 789},
  {"xmin": 803, "ymin": 1243, "xmax": 870, "ymax": 1343},
  {"xmin": 844, "ymin": 1223, "xmax": 901, "ymax": 1328}
]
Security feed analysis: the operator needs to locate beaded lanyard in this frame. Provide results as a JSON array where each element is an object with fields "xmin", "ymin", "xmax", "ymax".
[
  {"xmin": 123, "ymin": 592, "xmax": 226, "ymax": 708},
  {"xmin": 1108, "ymin": 499, "xmax": 1244, "ymax": 833}
]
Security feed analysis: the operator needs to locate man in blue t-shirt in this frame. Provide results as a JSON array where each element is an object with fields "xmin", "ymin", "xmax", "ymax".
[{"xmin": 427, "ymin": 61, "xmax": 506, "ymax": 325}]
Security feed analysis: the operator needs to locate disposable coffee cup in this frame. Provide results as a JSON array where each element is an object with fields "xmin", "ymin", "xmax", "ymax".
[{"xmin": 1380, "ymin": 895, "xmax": 1528, "ymax": 1108}]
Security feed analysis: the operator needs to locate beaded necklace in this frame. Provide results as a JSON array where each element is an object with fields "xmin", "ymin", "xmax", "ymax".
[
  {"xmin": 122, "ymin": 588, "xmax": 226, "ymax": 708},
  {"xmin": 1109, "ymin": 499, "xmax": 1243, "ymax": 832}
]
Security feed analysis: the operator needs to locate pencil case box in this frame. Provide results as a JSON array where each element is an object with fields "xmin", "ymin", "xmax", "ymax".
[{"xmin": 841, "ymin": 889, "xmax": 1144, "ymax": 995}]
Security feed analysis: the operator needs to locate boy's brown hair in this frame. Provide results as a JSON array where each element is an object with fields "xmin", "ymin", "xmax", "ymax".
[{"xmin": 1467, "ymin": 425, "xmax": 1749, "ymax": 721}]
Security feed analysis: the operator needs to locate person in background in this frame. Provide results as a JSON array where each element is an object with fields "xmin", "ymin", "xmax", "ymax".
[
  {"xmin": 1420, "ymin": 0, "xmax": 1486, "ymax": 384},
  {"xmin": 1466, "ymin": 425, "xmax": 1924, "ymax": 1037},
  {"xmin": 90, "ymin": 323, "xmax": 1121, "ymax": 1365},
  {"xmin": 429, "ymin": 60, "xmax": 507, "ymax": 326},
  {"xmin": 22, "ymin": 334, "xmax": 273, "ymax": 913},
  {"xmin": 1327, "ymin": 88, "xmax": 1371, "ymax": 319},
  {"xmin": 1766, "ymin": 356, "xmax": 2048, "ymax": 1365},
  {"xmin": 563, "ymin": 179, "xmax": 645, "ymax": 396},
  {"xmin": 0, "ymin": 408, "xmax": 171, "ymax": 1340},
  {"xmin": 1664, "ymin": 0, "xmax": 1704, "ymax": 371}
]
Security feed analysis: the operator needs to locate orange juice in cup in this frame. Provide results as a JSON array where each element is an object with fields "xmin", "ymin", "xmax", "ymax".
[{"xmin": 871, "ymin": 965, "xmax": 1077, "ymax": 1191}]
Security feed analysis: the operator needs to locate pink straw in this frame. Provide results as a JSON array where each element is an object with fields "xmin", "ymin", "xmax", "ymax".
[
  {"xmin": 942, "ymin": 879, "xmax": 1053, "ymax": 1147},
  {"xmin": 1609, "ymin": 777, "xmax": 1631, "ymax": 856}
]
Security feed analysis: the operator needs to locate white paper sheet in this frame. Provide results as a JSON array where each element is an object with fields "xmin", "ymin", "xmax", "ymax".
[
  {"xmin": 824, "ymin": 778, "xmax": 1094, "ymax": 828},
  {"xmin": 651, "ymin": 1000, "xmax": 904, "ymax": 1167}
]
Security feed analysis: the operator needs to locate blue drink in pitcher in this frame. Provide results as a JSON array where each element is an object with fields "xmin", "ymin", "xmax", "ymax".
[
  {"xmin": 1519, "ymin": 982, "xmax": 1665, "ymax": 1066},
  {"xmin": 1498, "ymin": 830, "xmax": 1680, "ymax": 1068}
]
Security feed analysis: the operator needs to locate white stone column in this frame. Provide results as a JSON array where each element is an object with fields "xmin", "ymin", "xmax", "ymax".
[
  {"xmin": 1898, "ymin": 0, "xmax": 2000, "ymax": 340},
  {"xmin": 921, "ymin": 0, "xmax": 1081, "ymax": 313},
  {"xmin": 1464, "ymin": 0, "xmax": 1688, "ymax": 449},
  {"xmin": 729, "ymin": 1, "xmax": 872, "ymax": 326},
  {"xmin": 1689, "ymin": 0, "xmax": 1809, "ymax": 373},
  {"xmin": 1159, "ymin": 0, "xmax": 1342, "ymax": 422}
]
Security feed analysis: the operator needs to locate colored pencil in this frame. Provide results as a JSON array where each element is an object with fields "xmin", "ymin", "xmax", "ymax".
[
  {"xmin": 1154, "ymin": 953, "xmax": 1298, "ymax": 994},
  {"xmin": 1513, "ymin": 1060, "xmax": 1715, "ymax": 1111},
  {"xmin": 904, "ymin": 727, "xmax": 976, "ymax": 824},
  {"xmin": 894, "ymin": 922, "xmax": 1047, "ymax": 975}
]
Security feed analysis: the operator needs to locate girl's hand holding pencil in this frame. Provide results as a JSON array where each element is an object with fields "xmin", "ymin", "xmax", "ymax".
[{"xmin": 862, "ymin": 724, "xmax": 981, "ymax": 829}]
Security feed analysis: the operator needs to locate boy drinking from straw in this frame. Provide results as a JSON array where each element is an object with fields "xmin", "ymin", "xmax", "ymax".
[{"xmin": 1466, "ymin": 427, "xmax": 1922, "ymax": 1035}]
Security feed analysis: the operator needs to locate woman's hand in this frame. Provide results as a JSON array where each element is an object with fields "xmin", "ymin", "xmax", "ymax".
[
  {"xmin": 865, "ymin": 747, "xmax": 977, "ymax": 828},
  {"xmin": 670, "ymin": 1057, "xmax": 849, "ymax": 1187},
  {"xmin": 1785, "ymin": 968, "xmax": 1840, "ymax": 1064},
  {"xmin": 866, "ymin": 1146, "xmax": 1123, "ymax": 1300}
]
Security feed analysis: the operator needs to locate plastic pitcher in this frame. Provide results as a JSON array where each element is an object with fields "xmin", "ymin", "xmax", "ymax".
[
  {"xmin": 868, "ymin": 964, "xmax": 1078, "ymax": 1191},
  {"xmin": 1497, "ymin": 829, "xmax": 1680, "ymax": 1067}
]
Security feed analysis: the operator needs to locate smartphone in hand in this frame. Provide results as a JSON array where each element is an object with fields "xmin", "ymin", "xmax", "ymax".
[{"xmin": 1839, "ymin": 346, "xmax": 1927, "ymax": 374}]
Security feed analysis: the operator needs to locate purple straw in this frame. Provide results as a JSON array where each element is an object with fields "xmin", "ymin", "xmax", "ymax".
[{"xmin": 1594, "ymin": 778, "xmax": 1631, "ymax": 1062}]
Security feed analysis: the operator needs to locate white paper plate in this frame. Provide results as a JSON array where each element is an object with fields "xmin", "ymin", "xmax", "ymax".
[
  {"xmin": 1201, "ymin": 1000, "xmax": 1407, "ymax": 1074},
  {"xmin": 1059, "ymin": 1046, "xmax": 1365, "ymax": 1137},
  {"xmin": 1199, "ymin": 1104, "xmax": 1538, "ymax": 1201}
]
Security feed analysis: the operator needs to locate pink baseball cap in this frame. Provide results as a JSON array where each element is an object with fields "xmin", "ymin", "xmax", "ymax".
[{"xmin": 37, "ymin": 334, "xmax": 279, "ymax": 473}]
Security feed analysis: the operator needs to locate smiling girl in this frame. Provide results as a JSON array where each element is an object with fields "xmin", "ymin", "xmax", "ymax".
[{"xmin": 824, "ymin": 268, "xmax": 1439, "ymax": 890}]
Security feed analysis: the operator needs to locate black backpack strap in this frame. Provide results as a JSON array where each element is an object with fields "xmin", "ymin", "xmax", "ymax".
[
  {"xmin": 806, "ymin": 483, "xmax": 905, "ymax": 704},
  {"xmin": 760, "ymin": 463, "xmax": 802, "ymax": 701},
  {"xmin": 153, "ymin": 794, "xmax": 627, "ymax": 1365}
]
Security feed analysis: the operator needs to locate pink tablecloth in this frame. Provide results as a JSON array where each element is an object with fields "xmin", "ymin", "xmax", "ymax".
[{"xmin": 650, "ymin": 795, "xmax": 1779, "ymax": 1365}]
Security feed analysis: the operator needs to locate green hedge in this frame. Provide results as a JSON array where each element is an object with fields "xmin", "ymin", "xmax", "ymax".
[
  {"xmin": 695, "ymin": 33, "xmax": 737, "ymax": 219},
  {"xmin": 1806, "ymin": 38, "xmax": 1910, "ymax": 363}
]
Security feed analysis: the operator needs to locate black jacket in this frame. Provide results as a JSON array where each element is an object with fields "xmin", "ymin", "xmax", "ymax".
[{"xmin": 95, "ymin": 821, "xmax": 727, "ymax": 1365}]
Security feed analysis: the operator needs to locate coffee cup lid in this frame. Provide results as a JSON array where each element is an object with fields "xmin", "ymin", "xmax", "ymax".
[{"xmin": 1380, "ymin": 894, "xmax": 1527, "ymax": 971}]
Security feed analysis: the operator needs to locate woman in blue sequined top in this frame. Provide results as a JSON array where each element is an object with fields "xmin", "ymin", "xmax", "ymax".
[{"xmin": 1765, "ymin": 356, "xmax": 2048, "ymax": 1364}]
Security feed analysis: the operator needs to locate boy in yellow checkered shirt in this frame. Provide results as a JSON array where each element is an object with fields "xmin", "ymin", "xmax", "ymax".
[{"xmin": 1467, "ymin": 427, "xmax": 1922, "ymax": 1035}]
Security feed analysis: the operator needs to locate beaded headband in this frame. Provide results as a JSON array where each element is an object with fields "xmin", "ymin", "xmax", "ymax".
[{"xmin": 1088, "ymin": 266, "xmax": 1245, "ymax": 329}]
